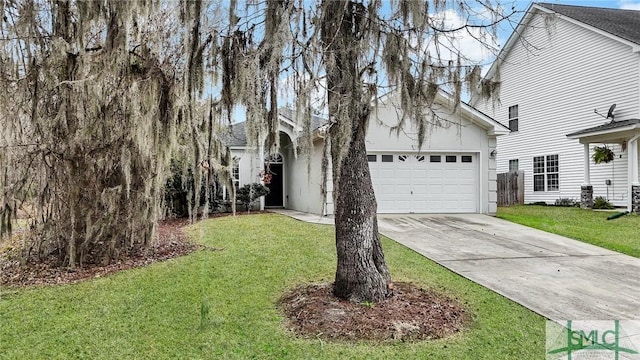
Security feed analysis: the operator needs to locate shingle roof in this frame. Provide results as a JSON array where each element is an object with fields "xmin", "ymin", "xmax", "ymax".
[
  {"xmin": 224, "ymin": 108, "xmax": 328, "ymax": 147},
  {"xmin": 278, "ymin": 108, "xmax": 327, "ymax": 130},
  {"xmin": 225, "ymin": 121, "xmax": 248, "ymax": 147},
  {"xmin": 566, "ymin": 118, "xmax": 640, "ymax": 137},
  {"xmin": 537, "ymin": 3, "xmax": 640, "ymax": 45}
]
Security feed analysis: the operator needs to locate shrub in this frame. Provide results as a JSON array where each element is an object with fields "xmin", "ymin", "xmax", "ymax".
[
  {"xmin": 164, "ymin": 160, "xmax": 227, "ymax": 217},
  {"xmin": 554, "ymin": 198, "xmax": 578, "ymax": 207},
  {"xmin": 593, "ymin": 196, "xmax": 614, "ymax": 210},
  {"xmin": 236, "ymin": 183, "xmax": 270, "ymax": 211}
]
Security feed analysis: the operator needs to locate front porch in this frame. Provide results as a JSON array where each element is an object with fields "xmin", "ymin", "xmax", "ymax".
[{"xmin": 567, "ymin": 119, "xmax": 640, "ymax": 213}]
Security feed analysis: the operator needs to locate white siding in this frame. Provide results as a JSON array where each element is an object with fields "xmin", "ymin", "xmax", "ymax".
[
  {"xmin": 284, "ymin": 140, "xmax": 328, "ymax": 215},
  {"xmin": 474, "ymin": 11, "xmax": 640, "ymax": 206},
  {"xmin": 231, "ymin": 148, "xmax": 261, "ymax": 187}
]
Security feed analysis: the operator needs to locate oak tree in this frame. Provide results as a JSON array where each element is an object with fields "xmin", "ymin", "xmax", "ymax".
[{"xmin": 218, "ymin": 0, "xmax": 512, "ymax": 301}]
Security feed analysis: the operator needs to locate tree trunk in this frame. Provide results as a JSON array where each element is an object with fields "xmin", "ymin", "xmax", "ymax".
[
  {"xmin": 331, "ymin": 110, "xmax": 391, "ymax": 302},
  {"xmin": 322, "ymin": 0, "xmax": 391, "ymax": 302}
]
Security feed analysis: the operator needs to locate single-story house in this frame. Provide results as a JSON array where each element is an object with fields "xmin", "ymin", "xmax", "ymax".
[{"xmin": 225, "ymin": 91, "xmax": 510, "ymax": 215}]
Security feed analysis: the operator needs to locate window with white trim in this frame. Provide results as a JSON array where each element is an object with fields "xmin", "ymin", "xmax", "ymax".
[
  {"xmin": 508, "ymin": 105, "xmax": 518, "ymax": 132},
  {"xmin": 232, "ymin": 162, "xmax": 240, "ymax": 187},
  {"xmin": 509, "ymin": 159, "xmax": 519, "ymax": 172},
  {"xmin": 224, "ymin": 157, "xmax": 240, "ymax": 200},
  {"xmin": 533, "ymin": 155, "xmax": 559, "ymax": 192}
]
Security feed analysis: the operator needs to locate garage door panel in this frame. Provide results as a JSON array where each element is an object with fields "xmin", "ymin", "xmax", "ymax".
[
  {"xmin": 396, "ymin": 169, "xmax": 411, "ymax": 178},
  {"xmin": 459, "ymin": 184, "xmax": 476, "ymax": 194},
  {"xmin": 377, "ymin": 201, "xmax": 395, "ymax": 213},
  {"xmin": 445, "ymin": 203, "xmax": 462, "ymax": 211},
  {"xmin": 412, "ymin": 200, "xmax": 428, "ymax": 209},
  {"xmin": 459, "ymin": 199, "xmax": 476, "ymax": 209},
  {"xmin": 445, "ymin": 169, "xmax": 460, "ymax": 177},
  {"xmin": 378, "ymin": 169, "xmax": 395, "ymax": 179},
  {"xmin": 444, "ymin": 184, "xmax": 460, "ymax": 193},
  {"xmin": 458, "ymin": 170, "xmax": 475, "ymax": 179},
  {"xmin": 412, "ymin": 186, "xmax": 428, "ymax": 195},
  {"xmin": 428, "ymin": 200, "xmax": 444, "ymax": 211},
  {"xmin": 378, "ymin": 184, "xmax": 396, "ymax": 193},
  {"xmin": 412, "ymin": 169, "xmax": 427, "ymax": 178},
  {"xmin": 428, "ymin": 169, "xmax": 443, "ymax": 178}
]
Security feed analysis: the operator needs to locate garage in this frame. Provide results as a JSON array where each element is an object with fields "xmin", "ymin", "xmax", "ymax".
[{"xmin": 367, "ymin": 153, "xmax": 478, "ymax": 213}]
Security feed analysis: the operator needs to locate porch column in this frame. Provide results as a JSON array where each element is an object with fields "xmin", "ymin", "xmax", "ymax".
[
  {"xmin": 581, "ymin": 143, "xmax": 593, "ymax": 209},
  {"xmin": 629, "ymin": 136, "xmax": 640, "ymax": 213},
  {"xmin": 631, "ymin": 137, "xmax": 639, "ymax": 185},
  {"xmin": 583, "ymin": 143, "xmax": 591, "ymax": 185}
]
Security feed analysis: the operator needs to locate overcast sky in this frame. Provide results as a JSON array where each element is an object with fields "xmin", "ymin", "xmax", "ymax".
[{"xmin": 238, "ymin": 1, "xmax": 640, "ymax": 120}]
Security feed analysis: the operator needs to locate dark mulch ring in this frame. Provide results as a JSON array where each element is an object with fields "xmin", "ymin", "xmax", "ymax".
[
  {"xmin": 0, "ymin": 218, "xmax": 208, "ymax": 287},
  {"xmin": 0, "ymin": 211, "xmax": 268, "ymax": 287},
  {"xmin": 279, "ymin": 282, "xmax": 470, "ymax": 342}
]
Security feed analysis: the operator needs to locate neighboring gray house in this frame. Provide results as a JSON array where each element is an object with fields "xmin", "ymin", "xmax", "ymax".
[
  {"xmin": 472, "ymin": 3, "xmax": 640, "ymax": 210},
  {"xmin": 226, "ymin": 91, "xmax": 509, "ymax": 215}
]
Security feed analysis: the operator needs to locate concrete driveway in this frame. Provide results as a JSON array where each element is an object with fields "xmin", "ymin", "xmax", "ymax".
[
  {"xmin": 273, "ymin": 209, "xmax": 640, "ymax": 322},
  {"xmin": 377, "ymin": 214, "xmax": 640, "ymax": 322}
]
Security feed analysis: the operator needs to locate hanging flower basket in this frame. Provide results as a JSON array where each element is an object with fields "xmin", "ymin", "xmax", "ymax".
[{"xmin": 592, "ymin": 145, "xmax": 615, "ymax": 164}]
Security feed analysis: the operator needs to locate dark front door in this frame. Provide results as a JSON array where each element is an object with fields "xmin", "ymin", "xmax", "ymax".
[{"xmin": 265, "ymin": 163, "xmax": 283, "ymax": 207}]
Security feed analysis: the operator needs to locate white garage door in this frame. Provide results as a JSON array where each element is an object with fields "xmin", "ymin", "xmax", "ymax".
[{"xmin": 367, "ymin": 153, "xmax": 478, "ymax": 213}]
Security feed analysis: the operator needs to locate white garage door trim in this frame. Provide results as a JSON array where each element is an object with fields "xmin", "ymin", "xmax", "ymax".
[{"xmin": 367, "ymin": 152, "xmax": 479, "ymax": 213}]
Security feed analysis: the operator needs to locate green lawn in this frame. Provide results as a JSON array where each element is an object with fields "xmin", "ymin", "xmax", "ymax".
[
  {"xmin": 0, "ymin": 214, "xmax": 545, "ymax": 359},
  {"xmin": 497, "ymin": 206, "xmax": 640, "ymax": 257}
]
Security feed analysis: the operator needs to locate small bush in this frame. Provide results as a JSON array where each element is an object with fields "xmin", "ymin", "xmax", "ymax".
[
  {"xmin": 164, "ymin": 160, "xmax": 227, "ymax": 217},
  {"xmin": 528, "ymin": 201, "xmax": 548, "ymax": 206},
  {"xmin": 236, "ymin": 183, "xmax": 270, "ymax": 211},
  {"xmin": 593, "ymin": 196, "xmax": 614, "ymax": 210},
  {"xmin": 554, "ymin": 198, "xmax": 578, "ymax": 207}
]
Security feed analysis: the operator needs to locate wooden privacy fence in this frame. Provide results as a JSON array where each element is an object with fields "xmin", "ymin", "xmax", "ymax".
[{"xmin": 497, "ymin": 171, "xmax": 524, "ymax": 206}]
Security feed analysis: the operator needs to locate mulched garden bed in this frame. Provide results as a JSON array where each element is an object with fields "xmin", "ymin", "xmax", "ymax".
[
  {"xmin": 279, "ymin": 282, "xmax": 470, "ymax": 342},
  {"xmin": 0, "ymin": 218, "xmax": 203, "ymax": 287}
]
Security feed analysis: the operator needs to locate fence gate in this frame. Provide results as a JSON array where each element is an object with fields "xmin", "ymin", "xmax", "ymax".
[{"xmin": 497, "ymin": 171, "xmax": 524, "ymax": 207}]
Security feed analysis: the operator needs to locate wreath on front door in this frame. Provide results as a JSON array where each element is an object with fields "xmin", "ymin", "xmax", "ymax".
[{"xmin": 261, "ymin": 172, "xmax": 272, "ymax": 184}]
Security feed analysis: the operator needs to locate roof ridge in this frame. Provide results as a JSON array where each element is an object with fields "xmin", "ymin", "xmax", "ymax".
[
  {"xmin": 537, "ymin": 2, "xmax": 640, "ymax": 12},
  {"xmin": 535, "ymin": 2, "xmax": 640, "ymax": 46}
]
